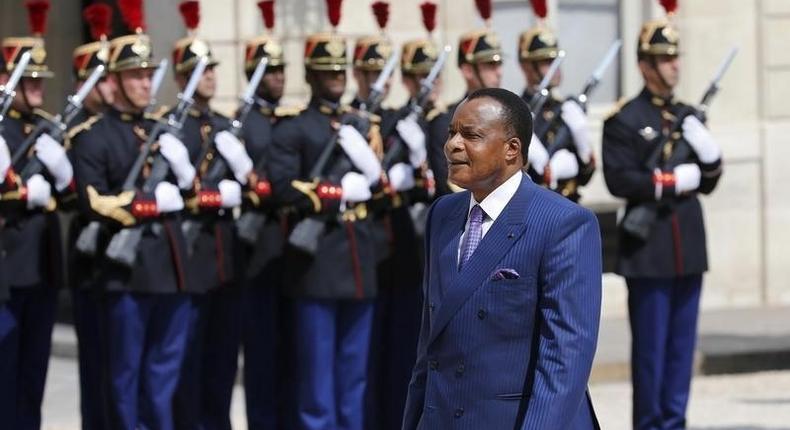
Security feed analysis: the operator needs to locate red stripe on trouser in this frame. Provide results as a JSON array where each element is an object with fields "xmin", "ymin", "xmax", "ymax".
[
  {"xmin": 345, "ymin": 221, "xmax": 365, "ymax": 299},
  {"xmin": 163, "ymin": 221, "xmax": 187, "ymax": 292}
]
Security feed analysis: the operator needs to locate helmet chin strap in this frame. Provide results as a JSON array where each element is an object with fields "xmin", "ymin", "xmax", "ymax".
[
  {"xmin": 648, "ymin": 57, "xmax": 672, "ymax": 97},
  {"xmin": 472, "ymin": 63, "xmax": 486, "ymax": 90}
]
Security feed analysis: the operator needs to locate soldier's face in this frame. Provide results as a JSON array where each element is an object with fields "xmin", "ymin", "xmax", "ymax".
[
  {"xmin": 116, "ymin": 68, "xmax": 153, "ymax": 110},
  {"xmin": 462, "ymin": 62, "xmax": 502, "ymax": 91},
  {"xmin": 354, "ymin": 69, "xmax": 391, "ymax": 101},
  {"xmin": 445, "ymin": 97, "xmax": 521, "ymax": 194},
  {"xmin": 0, "ymin": 73, "xmax": 7, "ymax": 86},
  {"xmin": 313, "ymin": 70, "xmax": 346, "ymax": 102},
  {"xmin": 640, "ymin": 55, "xmax": 680, "ymax": 91},
  {"xmin": 260, "ymin": 67, "xmax": 285, "ymax": 101},
  {"xmin": 521, "ymin": 60, "xmax": 561, "ymax": 88},
  {"xmin": 80, "ymin": 77, "xmax": 115, "ymax": 112},
  {"xmin": 196, "ymin": 66, "xmax": 217, "ymax": 100},
  {"xmin": 13, "ymin": 78, "xmax": 45, "ymax": 110}
]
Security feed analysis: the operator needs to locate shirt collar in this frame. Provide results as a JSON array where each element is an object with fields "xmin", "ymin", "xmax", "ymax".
[{"xmin": 468, "ymin": 170, "xmax": 523, "ymax": 223}]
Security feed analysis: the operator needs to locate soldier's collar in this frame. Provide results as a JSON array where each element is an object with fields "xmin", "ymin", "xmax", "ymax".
[
  {"xmin": 188, "ymin": 105, "xmax": 212, "ymax": 119},
  {"xmin": 311, "ymin": 97, "xmax": 345, "ymax": 116},
  {"xmin": 642, "ymin": 87, "xmax": 675, "ymax": 107},
  {"xmin": 109, "ymin": 107, "xmax": 145, "ymax": 122},
  {"xmin": 255, "ymin": 97, "xmax": 279, "ymax": 116},
  {"xmin": 7, "ymin": 108, "xmax": 22, "ymax": 120}
]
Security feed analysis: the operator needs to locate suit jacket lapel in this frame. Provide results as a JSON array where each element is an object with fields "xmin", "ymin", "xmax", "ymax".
[
  {"xmin": 435, "ymin": 196, "xmax": 467, "ymax": 300},
  {"xmin": 428, "ymin": 176, "xmax": 536, "ymax": 346}
]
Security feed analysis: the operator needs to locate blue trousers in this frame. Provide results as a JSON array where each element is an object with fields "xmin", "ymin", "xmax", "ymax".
[
  {"xmin": 627, "ymin": 275, "xmax": 702, "ymax": 430},
  {"xmin": 174, "ymin": 288, "xmax": 243, "ymax": 430},
  {"xmin": 105, "ymin": 292, "xmax": 190, "ymax": 430},
  {"xmin": 295, "ymin": 299, "xmax": 373, "ymax": 430},
  {"xmin": 72, "ymin": 288, "xmax": 110, "ymax": 430},
  {"xmin": 242, "ymin": 285, "xmax": 282, "ymax": 430},
  {"xmin": 0, "ymin": 287, "xmax": 57, "ymax": 430}
]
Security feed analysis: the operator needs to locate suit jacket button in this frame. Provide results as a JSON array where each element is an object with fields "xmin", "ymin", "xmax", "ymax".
[
  {"xmin": 455, "ymin": 363, "xmax": 465, "ymax": 376},
  {"xmin": 454, "ymin": 408, "xmax": 464, "ymax": 418},
  {"xmin": 429, "ymin": 302, "xmax": 435, "ymax": 312},
  {"xmin": 429, "ymin": 360, "xmax": 438, "ymax": 370},
  {"xmin": 477, "ymin": 309, "xmax": 487, "ymax": 319}
]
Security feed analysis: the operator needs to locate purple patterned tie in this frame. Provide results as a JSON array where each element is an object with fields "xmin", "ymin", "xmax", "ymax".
[{"xmin": 459, "ymin": 204, "xmax": 484, "ymax": 271}]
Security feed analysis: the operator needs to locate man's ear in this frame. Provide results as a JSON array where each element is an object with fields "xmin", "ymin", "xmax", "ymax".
[{"xmin": 504, "ymin": 137, "xmax": 522, "ymax": 163}]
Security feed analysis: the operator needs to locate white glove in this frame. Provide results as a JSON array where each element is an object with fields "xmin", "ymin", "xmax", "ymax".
[
  {"xmin": 337, "ymin": 125, "xmax": 382, "ymax": 185},
  {"xmin": 154, "ymin": 181, "xmax": 184, "ymax": 213},
  {"xmin": 215, "ymin": 131, "xmax": 253, "ymax": 185},
  {"xmin": 34, "ymin": 133, "xmax": 73, "ymax": 192},
  {"xmin": 548, "ymin": 149, "xmax": 579, "ymax": 188},
  {"xmin": 561, "ymin": 101, "xmax": 593, "ymax": 163},
  {"xmin": 340, "ymin": 171, "xmax": 372, "ymax": 204},
  {"xmin": 158, "ymin": 133, "xmax": 196, "ymax": 190},
  {"xmin": 527, "ymin": 134, "xmax": 549, "ymax": 175},
  {"xmin": 396, "ymin": 117, "xmax": 427, "ymax": 167},
  {"xmin": 0, "ymin": 135, "xmax": 10, "ymax": 184},
  {"xmin": 387, "ymin": 162, "xmax": 416, "ymax": 192},
  {"xmin": 674, "ymin": 163, "xmax": 701, "ymax": 194},
  {"xmin": 218, "ymin": 179, "xmax": 242, "ymax": 208},
  {"xmin": 25, "ymin": 174, "xmax": 51, "ymax": 209},
  {"xmin": 682, "ymin": 116, "xmax": 721, "ymax": 164}
]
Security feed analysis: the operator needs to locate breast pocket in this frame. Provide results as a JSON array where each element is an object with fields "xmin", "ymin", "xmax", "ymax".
[{"xmin": 484, "ymin": 276, "xmax": 538, "ymax": 334}]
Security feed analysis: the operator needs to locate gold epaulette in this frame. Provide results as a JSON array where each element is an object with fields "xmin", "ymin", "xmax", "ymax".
[
  {"xmin": 86, "ymin": 185, "xmax": 136, "ymax": 226},
  {"xmin": 426, "ymin": 103, "xmax": 447, "ymax": 122},
  {"xmin": 274, "ymin": 105, "xmax": 305, "ymax": 118},
  {"xmin": 144, "ymin": 105, "xmax": 170, "ymax": 121},
  {"xmin": 33, "ymin": 108, "xmax": 55, "ymax": 122},
  {"xmin": 67, "ymin": 114, "xmax": 102, "ymax": 140},
  {"xmin": 604, "ymin": 98, "xmax": 627, "ymax": 120}
]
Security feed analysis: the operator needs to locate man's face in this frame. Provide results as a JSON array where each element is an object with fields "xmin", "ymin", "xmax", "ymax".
[
  {"xmin": 116, "ymin": 68, "xmax": 153, "ymax": 110},
  {"xmin": 312, "ymin": 70, "xmax": 346, "ymax": 102},
  {"xmin": 353, "ymin": 68, "xmax": 390, "ymax": 101},
  {"xmin": 445, "ymin": 97, "xmax": 520, "ymax": 191},
  {"xmin": 259, "ymin": 66, "xmax": 285, "ymax": 101},
  {"xmin": 79, "ymin": 76, "xmax": 116, "ymax": 112},
  {"xmin": 0, "ymin": 73, "xmax": 8, "ymax": 86},
  {"xmin": 520, "ymin": 59, "xmax": 561, "ymax": 88},
  {"xmin": 196, "ymin": 66, "xmax": 217, "ymax": 99},
  {"xmin": 640, "ymin": 55, "xmax": 680, "ymax": 90},
  {"xmin": 462, "ymin": 61, "xmax": 502, "ymax": 91},
  {"xmin": 13, "ymin": 78, "xmax": 45, "ymax": 110},
  {"xmin": 402, "ymin": 73, "xmax": 442, "ymax": 103}
]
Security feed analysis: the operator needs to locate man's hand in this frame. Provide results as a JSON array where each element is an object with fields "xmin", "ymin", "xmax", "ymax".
[
  {"xmin": 159, "ymin": 133, "xmax": 196, "ymax": 189},
  {"xmin": 154, "ymin": 181, "xmax": 185, "ymax": 213},
  {"xmin": 0, "ymin": 135, "xmax": 10, "ymax": 184},
  {"xmin": 388, "ymin": 162, "xmax": 416, "ymax": 192},
  {"xmin": 218, "ymin": 179, "xmax": 242, "ymax": 208},
  {"xmin": 528, "ymin": 134, "xmax": 549, "ymax": 175},
  {"xmin": 26, "ymin": 174, "xmax": 52, "ymax": 209},
  {"xmin": 561, "ymin": 101, "xmax": 593, "ymax": 163},
  {"xmin": 396, "ymin": 117, "xmax": 427, "ymax": 167},
  {"xmin": 340, "ymin": 171, "xmax": 371, "ymax": 204},
  {"xmin": 337, "ymin": 125, "xmax": 382, "ymax": 185},
  {"xmin": 215, "ymin": 130, "xmax": 253, "ymax": 184},
  {"xmin": 34, "ymin": 133, "xmax": 73, "ymax": 191},
  {"xmin": 674, "ymin": 163, "xmax": 701, "ymax": 194},
  {"xmin": 682, "ymin": 116, "xmax": 721, "ymax": 164}
]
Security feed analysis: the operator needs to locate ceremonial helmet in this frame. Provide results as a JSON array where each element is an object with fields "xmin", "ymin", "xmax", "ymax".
[
  {"xmin": 304, "ymin": 0, "xmax": 349, "ymax": 71},
  {"xmin": 109, "ymin": 0, "xmax": 159, "ymax": 73},
  {"xmin": 244, "ymin": 1, "xmax": 286, "ymax": 74},
  {"xmin": 401, "ymin": 2, "xmax": 439, "ymax": 76},
  {"xmin": 73, "ymin": 3, "xmax": 112, "ymax": 80},
  {"xmin": 518, "ymin": 0, "xmax": 562, "ymax": 62},
  {"xmin": 457, "ymin": 0, "xmax": 502, "ymax": 67},
  {"xmin": 172, "ymin": 1, "xmax": 219, "ymax": 75},
  {"xmin": 638, "ymin": 0, "xmax": 680, "ymax": 58},
  {"xmin": 353, "ymin": 1, "xmax": 393, "ymax": 72},
  {"xmin": 2, "ymin": 0, "xmax": 54, "ymax": 79}
]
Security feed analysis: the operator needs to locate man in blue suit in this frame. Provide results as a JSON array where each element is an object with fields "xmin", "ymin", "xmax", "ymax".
[{"xmin": 402, "ymin": 88, "xmax": 602, "ymax": 429}]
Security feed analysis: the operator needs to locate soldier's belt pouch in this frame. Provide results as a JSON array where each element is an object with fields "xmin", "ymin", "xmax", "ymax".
[
  {"xmin": 288, "ymin": 217, "xmax": 325, "ymax": 256},
  {"xmin": 621, "ymin": 204, "xmax": 656, "ymax": 241}
]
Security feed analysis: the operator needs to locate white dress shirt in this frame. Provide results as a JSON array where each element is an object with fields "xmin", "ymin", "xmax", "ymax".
[{"xmin": 458, "ymin": 170, "xmax": 523, "ymax": 263}]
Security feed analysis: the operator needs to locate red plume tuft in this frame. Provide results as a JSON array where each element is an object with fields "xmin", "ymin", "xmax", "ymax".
[
  {"xmin": 118, "ymin": 0, "xmax": 146, "ymax": 32},
  {"xmin": 529, "ymin": 0, "xmax": 547, "ymax": 19},
  {"xmin": 258, "ymin": 0, "xmax": 275, "ymax": 30},
  {"xmin": 420, "ymin": 2, "xmax": 437, "ymax": 33},
  {"xmin": 178, "ymin": 1, "xmax": 200, "ymax": 31},
  {"xmin": 83, "ymin": 3, "xmax": 113, "ymax": 41},
  {"xmin": 474, "ymin": 0, "xmax": 491, "ymax": 20},
  {"xmin": 25, "ymin": 0, "xmax": 50, "ymax": 36},
  {"xmin": 371, "ymin": 1, "xmax": 389, "ymax": 30},
  {"xmin": 659, "ymin": 0, "xmax": 678, "ymax": 14},
  {"xmin": 326, "ymin": 0, "xmax": 343, "ymax": 28}
]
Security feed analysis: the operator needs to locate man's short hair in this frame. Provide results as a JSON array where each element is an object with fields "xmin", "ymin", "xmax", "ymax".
[{"xmin": 466, "ymin": 87, "xmax": 533, "ymax": 162}]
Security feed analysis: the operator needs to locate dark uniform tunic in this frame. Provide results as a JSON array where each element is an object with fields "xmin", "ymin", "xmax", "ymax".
[
  {"xmin": 427, "ymin": 99, "xmax": 460, "ymax": 197},
  {"xmin": 522, "ymin": 90, "xmax": 596, "ymax": 202},
  {"xmin": 602, "ymin": 88, "xmax": 722, "ymax": 278}
]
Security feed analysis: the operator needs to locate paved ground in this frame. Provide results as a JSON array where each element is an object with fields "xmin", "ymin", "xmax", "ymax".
[{"xmin": 40, "ymin": 356, "xmax": 790, "ymax": 430}]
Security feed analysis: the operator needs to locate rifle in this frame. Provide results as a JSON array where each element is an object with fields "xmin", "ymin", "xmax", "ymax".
[
  {"xmin": 76, "ymin": 59, "xmax": 170, "ymax": 256},
  {"xmin": 103, "ymin": 57, "xmax": 209, "ymax": 267},
  {"xmin": 538, "ymin": 40, "xmax": 622, "ymax": 156},
  {"xmin": 620, "ymin": 46, "xmax": 738, "ymax": 240},
  {"xmin": 10, "ymin": 65, "xmax": 105, "ymax": 182},
  {"xmin": 182, "ymin": 57, "xmax": 268, "ymax": 251},
  {"xmin": 0, "ymin": 51, "xmax": 32, "ymax": 124},
  {"xmin": 528, "ymin": 51, "xmax": 565, "ymax": 115},
  {"xmin": 381, "ymin": 45, "xmax": 451, "ymax": 169},
  {"xmin": 287, "ymin": 52, "xmax": 399, "ymax": 255}
]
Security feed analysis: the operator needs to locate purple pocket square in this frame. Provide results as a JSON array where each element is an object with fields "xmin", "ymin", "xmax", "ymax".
[{"xmin": 491, "ymin": 268, "xmax": 520, "ymax": 281}]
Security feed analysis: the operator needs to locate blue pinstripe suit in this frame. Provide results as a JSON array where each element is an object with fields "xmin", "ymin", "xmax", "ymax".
[{"xmin": 402, "ymin": 175, "xmax": 602, "ymax": 429}]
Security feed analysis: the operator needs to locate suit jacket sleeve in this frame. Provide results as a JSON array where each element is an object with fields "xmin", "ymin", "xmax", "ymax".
[
  {"xmin": 521, "ymin": 206, "xmax": 602, "ymax": 430},
  {"xmin": 401, "ymin": 198, "xmax": 439, "ymax": 429}
]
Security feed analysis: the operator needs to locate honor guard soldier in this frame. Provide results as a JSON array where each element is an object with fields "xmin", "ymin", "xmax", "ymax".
[
  {"xmin": 238, "ymin": 1, "xmax": 292, "ymax": 428},
  {"xmin": 67, "ymin": 4, "xmax": 117, "ymax": 429},
  {"xmin": 0, "ymin": 1, "xmax": 77, "ymax": 427},
  {"xmin": 267, "ymin": 0, "xmax": 384, "ymax": 427},
  {"xmin": 601, "ymin": 1, "xmax": 723, "ymax": 428},
  {"xmin": 168, "ymin": 2, "xmax": 249, "ymax": 429},
  {"xmin": 71, "ymin": 0, "xmax": 196, "ymax": 427},
  {"xmin": 519, "ymin": 0, "xmax": 595, "ymax": 202},
  {"xmin": 430, "ymin": 0, "xmax": 503, "ymax": 194}
]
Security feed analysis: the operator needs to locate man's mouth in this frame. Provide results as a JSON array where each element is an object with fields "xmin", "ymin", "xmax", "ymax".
[{"xmin": 448, "ymin": 160, "xmax": 469, "ymax": 166}]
